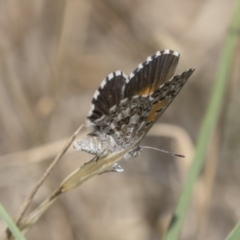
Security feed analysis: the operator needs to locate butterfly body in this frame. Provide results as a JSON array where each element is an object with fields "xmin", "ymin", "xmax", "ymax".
[{"xmin": 74, "ymin": 50, "xmax": 194, "ymax": 160}]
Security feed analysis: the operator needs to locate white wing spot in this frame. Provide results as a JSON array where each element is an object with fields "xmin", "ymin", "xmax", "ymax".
[
  {"xmin": 108, "ymin": 72, "xmax": 114, "ymax": 80},
  {"xmin": 115, "ymin": 70, "xmax": 121, "ymax": 76},
  {"xmin": 88, "ymin": 104, "xmax": 95, "ymax": 116},
  {"xmin": 120, "ymin": 98, "xmax": 128, "ymax": 105},
  {"xmin": 159, "ymin": 83, "xmax": 164, "ymax": 89},
  {"xmin": 138, "ymin": 63, "xmax": 143, "ymax": 69},
  {"xmin": 93, "ymin": 90, "xmax": 100, "ymax": 99},
  {"xmin": 100, "ymin": 79, "xmax": 107, "ymax": 88},
  {"xmin": 163, "ymin": 49, "xmax": 170, "ymax": 54},
  {"xmin": 172, "ymin": 51, "xmax": 180, "ymax": 57},
  {"xmin": 109, "ymin": 105, "xmax": 117, "ymax": 112},
  {"xmin": 129, "ymin": 72, "xmax": 134, "ymax": 79},
  {"xmin": 146, "ymin": 56, "xmax": 152, "ymax": 62},
  {"xmin": 155, "ymin": 51, "xmax": 161, "ymax": 56}
]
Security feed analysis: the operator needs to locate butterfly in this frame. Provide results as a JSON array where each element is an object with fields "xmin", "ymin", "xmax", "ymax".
[{"xmin": 74, "ymin": 49, "xmax": 194, "ymax": 162}]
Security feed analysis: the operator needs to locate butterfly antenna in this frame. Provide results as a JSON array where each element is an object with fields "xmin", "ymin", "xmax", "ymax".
[{"xmin": 140, "ymin": 146, "xmax": 185, "ymax": 158}]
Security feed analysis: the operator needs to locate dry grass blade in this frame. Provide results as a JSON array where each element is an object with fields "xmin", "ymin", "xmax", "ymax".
[
  {"xmin": 0, "ymin": 129, "xmax": 88, "ymax": 170},
  {"xmin": 5, "ymin": 124, "xmax": 84, "ymax": 239},
  {"xmin": 15, "ymin": 148, "xmax": 128, "ymax": 235}
]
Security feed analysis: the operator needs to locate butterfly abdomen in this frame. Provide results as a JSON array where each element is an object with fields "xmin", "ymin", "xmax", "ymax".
[{"xmin": 73, "ymin": 132, "xmax": 119, "ymax": 156}]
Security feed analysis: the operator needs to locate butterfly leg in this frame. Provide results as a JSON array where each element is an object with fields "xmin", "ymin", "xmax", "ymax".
[{"xmin": 124, "ymin": 146, "xmax": 142, "ymax": 160}]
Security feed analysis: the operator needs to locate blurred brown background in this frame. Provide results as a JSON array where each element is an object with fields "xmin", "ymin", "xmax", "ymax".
[{"xmin": 0, "ymin": 0, "xmax": 239, "ymax": 240}]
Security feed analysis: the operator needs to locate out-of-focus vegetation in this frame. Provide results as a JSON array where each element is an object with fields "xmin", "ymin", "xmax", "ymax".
[{"xmin": 0, "ymin": 1, "xmax": 239, "ymax": 240}]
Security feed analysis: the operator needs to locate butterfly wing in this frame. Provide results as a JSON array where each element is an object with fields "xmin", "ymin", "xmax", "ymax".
[
  {"xmin": 124, "ymin": 49, "xmax": 180, "ymax": 97},
  {"xmin": 87, "ymin": 50, "xmax": 194, "ymax": 151},
  {"xmin": 119, "ymin": 50, "xmax": 194, "ymax": 147},
  {"xmin": 87, "ymin": 70, "xmax": 127, "ymax": 126},
  {"xmin": 143, "ymin": 68, "xmax": 194, "ymax": 130},
  {"xmin": 119, "ymin": 68, "xmax": 195, "ymax": 148}
]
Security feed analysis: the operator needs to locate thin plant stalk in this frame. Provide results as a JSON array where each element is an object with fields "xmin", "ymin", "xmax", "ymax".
[{"xmin": 164, "ymin": 0, "xmax": 240, "ymax": 239}]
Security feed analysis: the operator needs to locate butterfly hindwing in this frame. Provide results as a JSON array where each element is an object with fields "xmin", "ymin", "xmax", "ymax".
[
  {"xmin": 144, "ymin": 68, "xmax": 195, "ymax": 130},
  {"xmin": 113, "ymin": 68, "xmax": 195, "ymax": 147}
]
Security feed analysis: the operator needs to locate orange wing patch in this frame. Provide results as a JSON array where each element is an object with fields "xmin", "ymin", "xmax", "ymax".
[
  {"xmin": 147, "ymin": 99, "xmax": 169, "ymax": 122},
  {"xmin": 136, "ymin": 87, "xmax": 153, "ymax": 96}
]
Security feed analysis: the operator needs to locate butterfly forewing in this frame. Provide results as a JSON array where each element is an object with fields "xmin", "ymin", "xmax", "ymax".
[{"xmin": 124, "ymin": 50, "xmax": 179, "ymax": 97}]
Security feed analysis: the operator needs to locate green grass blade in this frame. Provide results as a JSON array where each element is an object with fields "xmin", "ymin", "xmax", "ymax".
[
  {"xmin": 0, "ymin": 202, "xmax": 26, "ymax": 240},
  {"xmin": 163, "ymin": 0, "xmax": 240, "ymax": 239},
  {"xmin": 225, "ymin": 222, "xmax": 240, "ymax": 240}
]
